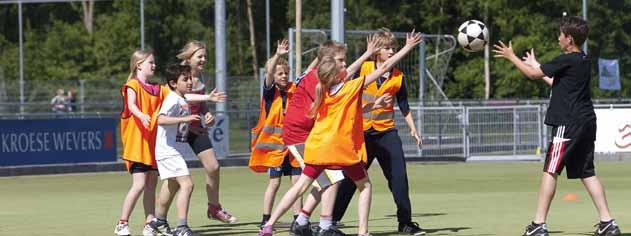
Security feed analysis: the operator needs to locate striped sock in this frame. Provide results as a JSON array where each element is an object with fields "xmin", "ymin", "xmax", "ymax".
[{"xmin": 296, "ymin": 209, "xmax": 311, "ymax": 226}]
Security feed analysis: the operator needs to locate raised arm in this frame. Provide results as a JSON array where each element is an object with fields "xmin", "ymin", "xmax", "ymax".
[
  {"xmin": 344, "ymin": 34, "xmax": 380, "ymax": 80},
  {"xmin": 493, "ymin": 41, "xmax": 546, "ymax": 79},
  {"xmin": 363, "ymin": 30, "xmax": 422, "ymax": 87},
  {"xmin": 264, "ymin": 39, "xmax": 289, "ymax": 87}
]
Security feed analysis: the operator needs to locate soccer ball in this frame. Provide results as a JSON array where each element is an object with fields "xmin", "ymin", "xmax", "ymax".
[{"xmin": 457, "ymin": 20, "xmax": 489, "ymax": 52}]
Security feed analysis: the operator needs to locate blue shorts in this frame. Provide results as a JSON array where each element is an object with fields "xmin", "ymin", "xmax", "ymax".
[{"xmin": 268, "ymin": 155, "xmax": 301, "ymax": 178}]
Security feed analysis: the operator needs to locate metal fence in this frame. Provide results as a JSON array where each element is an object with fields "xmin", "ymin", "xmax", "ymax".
[{"xmin": 4, "ymin": 101, "xmax": 631, "ymax": 160}]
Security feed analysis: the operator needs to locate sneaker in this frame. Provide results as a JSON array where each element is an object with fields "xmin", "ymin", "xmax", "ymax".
[
  {"xmin": 174, "ymin": 225, "xmax": 195, "ymax": 236},
  {"xmin": 148, "ymin": 218, "xmax": 174, "ymax": 236},
  {"xmin": 257, "ymin": 225, "xmax": 274, "ymax": 236},
  {"xmin": 114, "ymin": 222, "xmax": 131, "ymax": 236},
  {"xmin": 320, "ymin": 227, "xmax": 347, "ymax": 236},
  {"xmin": 207, "ymin": 204, "xmax": 238, "ymax": 223},
  {"xmin": 143, "ymin": 224, "xmax": 158, "ymax": 236},
  {"xmin": 523, "ymin": 222, "xmax": 549, "ymax": 236},
  {"xmin": 398, "ymin": 222, "xmax": 426, "ymax": 235},
  {"xmin": 289, "ymin": 221, "xmax": 313, "ymax": 236},
  {"xmin": 594, "ymin": 220, "xmax": 621, "ymax": 236}
]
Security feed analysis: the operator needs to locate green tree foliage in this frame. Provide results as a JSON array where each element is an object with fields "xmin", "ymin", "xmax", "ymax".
[{"xmin": 0, "ymin": 0, "xmax": 629, "ymax": 102}]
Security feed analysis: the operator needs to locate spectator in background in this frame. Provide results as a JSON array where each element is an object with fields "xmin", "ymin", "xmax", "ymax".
[
  {"xmin": 67, "ymin": 90, "xmax": 77, "ymax": 112},
  {"xmin": 51, "ymin": 88, "xmax": 67, "ymax": 114}
]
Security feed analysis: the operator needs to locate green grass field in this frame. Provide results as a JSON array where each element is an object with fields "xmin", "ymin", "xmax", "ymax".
[{"xmin": 2, "ymin": 161, "xmax": 631, "ymax": 236}]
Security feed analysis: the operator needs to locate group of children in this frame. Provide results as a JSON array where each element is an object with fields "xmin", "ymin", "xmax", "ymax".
[
  {"xmin": 249, "ymin": 29, "xmax": 425, "ymax": 236},
  {"xmin": 250, "ymin": 16, "xmax": 622, "ymax": 236},
  {"xmin": 115, "ymin": 16, "xmax": 622, "ymax": 236},
  {"xmin": 115, "ymin": 41, "xmax": 233, "ymax": 236}
]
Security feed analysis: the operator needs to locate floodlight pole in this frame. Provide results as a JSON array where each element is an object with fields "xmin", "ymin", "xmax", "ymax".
[
  {"xmin": 265, "ymin": 0, "xmax": 270, "ymax": 58},
  {"xmin": 215, "ymin": 0, "xmax": 227, "ymax": 113},
  {"xmin": 331, "ymin": 0, "xmax": 344, "ymax": 42},
  {"xmin": 18, "ymin": 2, "xmax": 24, "ymax": 114},
  {"xmin": 140, "ymin": 0, "xmax": 144, "ymax": 50},
  {"xmin": 582, "ymin": 0, "xmax": 587, "ymax": 54}
]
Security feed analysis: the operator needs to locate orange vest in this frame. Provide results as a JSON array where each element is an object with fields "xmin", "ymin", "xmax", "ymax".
[
  {"xmin": 249, "ymin": 83, "xmax": 300, "ymax": 172},
  {"xmin": 304, "ymin": 77, "xmax": 367, "ymax": 166},
  {"xmin": 120, "ymin": 79, "xmax": 170, "ymax": 170},
  {"xmin": 360, "ymin": 61, "xmax": 403, "ymax": 131}
]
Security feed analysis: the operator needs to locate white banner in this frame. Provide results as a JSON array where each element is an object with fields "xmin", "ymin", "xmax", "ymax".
[{"xmin": 595, "ymin": 109, "xmax": 631, "ymax": 153}]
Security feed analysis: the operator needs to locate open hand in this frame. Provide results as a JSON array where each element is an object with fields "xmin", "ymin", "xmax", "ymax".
[
  {"xmin": 522, "ymin": 48, "xmax": 540, "ymax": 68},
  {"xmin": 276, "ymin": 39, "xmax": 289, "ymax": 56},
  {"xmin": 207, "ymin": 88, "xmax": 227, "ymax": 103},
  {"xmin": 366, "ymin": 34, "xmax": 382, "ymax": 55},
  {"xmin": 492, "ymin": 40, "xmax": 516, "ymax": 59},
  {"xmin": 404, "ymin": 29, "xmax": 423, "ymax": 49}
]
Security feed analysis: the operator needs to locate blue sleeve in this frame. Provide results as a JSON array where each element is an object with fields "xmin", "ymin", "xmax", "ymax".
[
  {"xmin": 396, "ymin": 77, "xmax": 410, "ymax": 116},
  {"xmin": 263, "ymin": 85, "xmax": 275, "ymax": 117}
]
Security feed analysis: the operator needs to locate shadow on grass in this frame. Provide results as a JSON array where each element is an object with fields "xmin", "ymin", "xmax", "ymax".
[
  {"xmin": 369, "ymin": 227, "xmax": 473, "ymax": 235},
  {"xmin": 383, "ymin": 212, "xmax": 448, "ymax": 218}
]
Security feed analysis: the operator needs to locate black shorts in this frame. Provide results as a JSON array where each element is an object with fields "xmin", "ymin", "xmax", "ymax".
[
  {"xmin": 544, "ymin": 119, "xmax": 596, "ymax": 179},
  {"xmin": 129, "ymin": 162, "xmax": 158, "ymax": 174},
  {"xmin": 187, "ymin": 130, "xmax": 213, "ymax": 155}
]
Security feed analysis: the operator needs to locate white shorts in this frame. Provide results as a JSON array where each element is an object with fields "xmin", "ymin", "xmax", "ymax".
[
  {"xmin": 287, "ymin": 144, "xmax": 345, "ymax": 191},
  {"xmin": 156, "ymin": 155, "xmax": 190, "ymax": 180}
]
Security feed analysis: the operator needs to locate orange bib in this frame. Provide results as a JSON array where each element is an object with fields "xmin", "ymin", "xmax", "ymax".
[
  {"xmin": 304, "ymin": 77, "xmax": 367, "ymax": 166},
  {"xmin": 359, "ymin": 61, "xmax": 403, "ymax": 131},
  {"xmin": 249, "ymin": 83, "xmax": 300, "ymax": 172},
  {"xmin": 120, "ymin": 79, "xmax": 170, "ymax": 170}
]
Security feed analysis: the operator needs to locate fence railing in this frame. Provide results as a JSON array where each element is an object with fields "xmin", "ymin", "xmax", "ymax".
[{"xmin": 3, "ymin": 102, "xmax": 631, "ymax": 160}]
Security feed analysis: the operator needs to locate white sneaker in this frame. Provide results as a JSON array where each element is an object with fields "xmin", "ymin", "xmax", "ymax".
[
  {"xmin": 114, "ymin": 223, "xmax": 131, "ymax": 236},
  {"xmin": 143, "ymin": 224, "xmax": 158, "ymax": 236}
]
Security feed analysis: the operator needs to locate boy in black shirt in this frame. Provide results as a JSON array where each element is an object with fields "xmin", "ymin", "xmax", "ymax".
[{"xmin": 494, "ymin": 16, "xmax": 620, "ymax": 236}]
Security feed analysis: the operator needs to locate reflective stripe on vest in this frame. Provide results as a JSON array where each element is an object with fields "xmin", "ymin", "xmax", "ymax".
[
  {"xmin": 362, "ymin": 110, "xmax": 394, "ymax": 120},
  {"xmin": 262, "ymin": 125, "xmax": 283, "ymax": 134},
  {"xmin": 255, "ymin": 142, "xmax": 285, "ymax": 151}
]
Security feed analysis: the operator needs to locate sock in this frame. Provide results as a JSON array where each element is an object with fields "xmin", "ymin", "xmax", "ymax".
[
  {"xmin": 296, "ymin": 209, "xmax": 311, "ymax": 226},
  {"xmin": 118, "ymin": 219, "xmax": 128, "ymax": 225},
  {"xmin": 177, "ymin": 219, "xmax": 188, "ymax": 227},
  {"xmin": 601, "ymin": 219, "xmax": 613, "ymax": 224},
  {"xmin": 157, "ymin": 218, "xmax": 167, "ymax": 223},
  {"xmin": 262, "ymin": 214, "xmax": 271, "ymax": 223},
  {"xmin": 532, "ymin": 221, "xmax": 544, "ymax": 226},
  {"xmin": 319, "ymin": 215, "xmax": 332, "ymax": 230}
]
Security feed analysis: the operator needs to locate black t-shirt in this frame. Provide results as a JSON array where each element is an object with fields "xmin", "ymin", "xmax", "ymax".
[{"xmin": 540, "ymin": 52, "xmax": 595, "ymax": 126}]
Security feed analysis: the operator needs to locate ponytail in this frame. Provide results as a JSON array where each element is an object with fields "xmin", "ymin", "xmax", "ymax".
[{"xmin": 308, "ymin": 83, "xmax": 324, "ymax": 118}]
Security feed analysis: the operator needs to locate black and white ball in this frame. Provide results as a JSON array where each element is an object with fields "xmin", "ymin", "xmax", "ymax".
[{"xmin": 457, "ymin": 20, "xmax": 489, "ymax": 52}]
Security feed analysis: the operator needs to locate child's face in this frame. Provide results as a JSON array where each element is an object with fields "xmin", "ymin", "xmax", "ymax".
[
  {"xmin": 333, "ymin": 52, "xmax": 347, "ymax": 82},
  {"xmin": 376, "ymin": 46, "xmax": 394, "ymax": 62},
  {"xmin": 558, "ymin": 31, "xmax": 573, "ymax": 51},
  {"xmin": 138, "ymin": 55, "xmax": 156, "ymax": 76},
  {"xmin": 189, "ymin": 49, "xmax": 207, "ymax": 71},
  {"xmin": 273, "ymin": 65, "xmax": 289, "ymax": 88},
  {"xmin": 173, "ymin": 74, "xmax": 193, "ymax": 94}
]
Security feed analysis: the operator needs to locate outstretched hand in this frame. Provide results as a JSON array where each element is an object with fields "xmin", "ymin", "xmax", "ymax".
[
  {"xmin": 366, "ymin": 34, "xmax": 382, "ymax": 55},
  {"xmin": 207, "ymin": 88, "xmax": 227, "ymax": 103},
  {"xmin": 275, "ymin": 39, "xmax": 289, "ymax": 56},
  {"xmin": 404, "ymin": 29, "xmax": 423, "ymax": 49},
  {"xmin": 493, "ymin": 40, "xmax": 516, "ymax": 59},
  {"xmin": 522, "ymin": 48, "xmax": 540, "ymax": 68}
]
